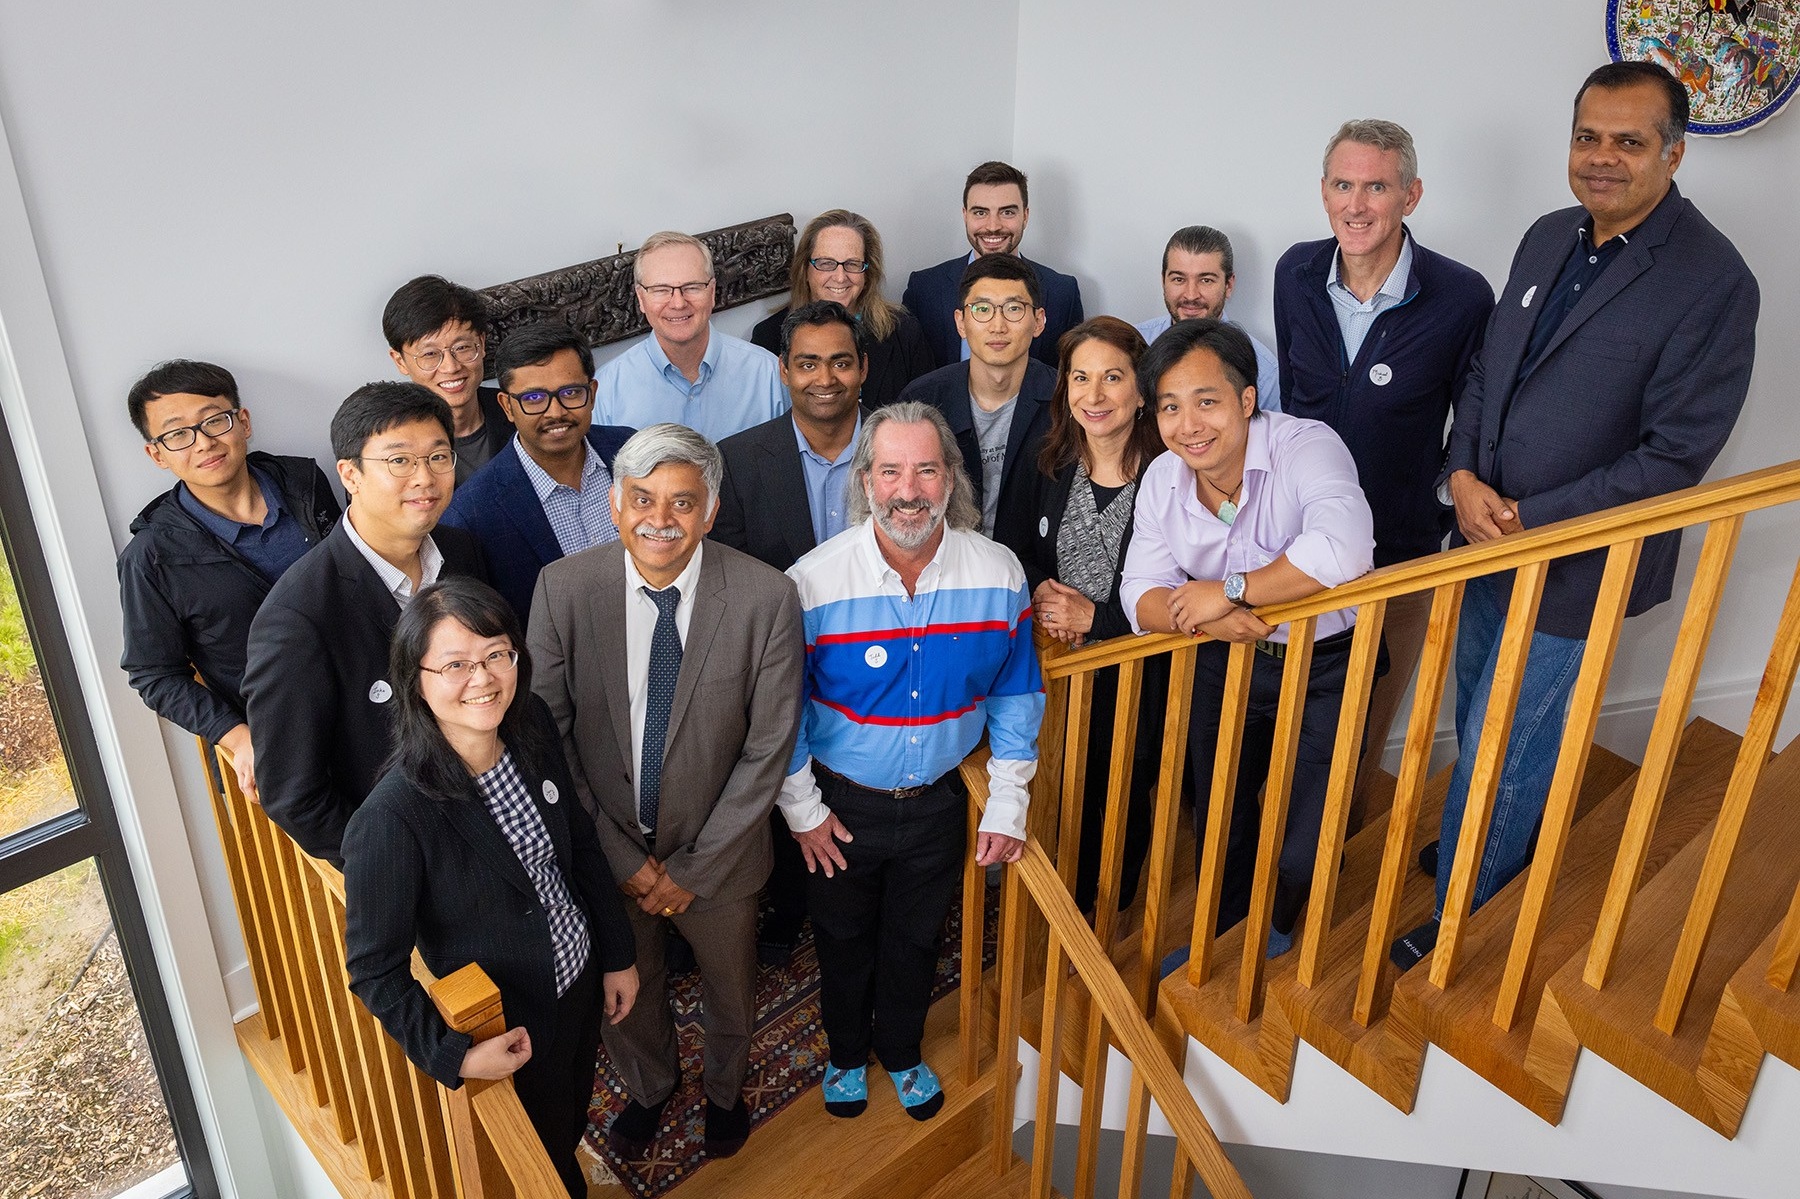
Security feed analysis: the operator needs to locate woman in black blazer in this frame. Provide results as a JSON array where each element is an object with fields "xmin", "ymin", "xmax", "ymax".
[
  {"xmin": 1020, "ymin": 317, "xmax": 1171, "ymax": 915},
  {"xmin": 342, "ymin": 577, "xmax": 638, "ymax": 1198},
  {"xmin": 750, "ymin": 209, "xmax": 934, "ymax": 408}
]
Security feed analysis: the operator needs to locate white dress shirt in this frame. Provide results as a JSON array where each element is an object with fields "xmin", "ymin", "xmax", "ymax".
[{"xmin": 341, "ymin": 509, "xmax": 443, "ymax": 608}]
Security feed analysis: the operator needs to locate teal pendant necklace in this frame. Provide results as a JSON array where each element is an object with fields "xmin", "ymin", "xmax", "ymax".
[{"xmin": 1206, "ymin": 475, "xmax": 1244, "ymax": 526}]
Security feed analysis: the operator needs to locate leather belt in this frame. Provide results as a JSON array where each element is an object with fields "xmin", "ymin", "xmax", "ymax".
[
  {"xmin": 815, "ymin": 762, "xmax": 935, "ymax": 800},
  {"xmin": 1254, "ymin": 626, "xmax": 1357, "ymax": 660}
]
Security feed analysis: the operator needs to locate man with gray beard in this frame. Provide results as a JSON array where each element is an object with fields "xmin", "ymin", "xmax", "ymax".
[
  {"xmin": 529, "ymin": 423, "xmax": 803, "ymax": 1161},
  {"xmin": 779, "ymin": 402, "xmax": 1043, "ymax": 1122}
]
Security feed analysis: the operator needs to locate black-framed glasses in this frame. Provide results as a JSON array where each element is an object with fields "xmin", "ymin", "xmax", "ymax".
[
  {"xmin": 808, "ymin": 257, "xmax": 869, "ymax": 275},
  {"xmin": 419, "ymin": 648, "xmax": 519, "ymax": 683},
  {"xmin": 356, "ymin": 450, "xmax": 457, "ymax": 477},
  {"xmin": 637, "ymin": 281, "xmax": 713, "ymax": 302},
  {"xmin": 505, "ymin": 384, "xmax": 593, "ymax": 415},
  {"xmin": 406, "ymin": 339, "xmax": 484, "ymax": 373},
  {"xmin": 964, "ymin": 299, "xmax": 1034, "ymax": 324},
  {"xmin": 150, "ymin": 409, "xmax": 239, "ymax": 451}
]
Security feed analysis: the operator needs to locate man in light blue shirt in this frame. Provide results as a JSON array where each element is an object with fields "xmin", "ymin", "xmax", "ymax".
[
  {"xmin": 594, "ymin": 230, "xmax": 788, "ymax": 443},
  {"xmin": 1135, "ymin": 225, "xmax": 1280, "ymax": 412}
]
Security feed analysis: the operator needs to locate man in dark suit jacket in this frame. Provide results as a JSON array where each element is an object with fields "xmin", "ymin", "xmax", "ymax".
[
  {"xmin": 898, "ymin": 253, "xmax": 1057, "ymax": 557},
  {"xmin": 441, "ymin": 323, "xmax": 634, "ymax": 624},
  {"xmin": 1392, "ymin": 63, "xmax": 1759, "ymax": 968},
  {"xmin": 529, "ymin": 423, "xmax": 803, "ymax": 1160},
  {"xmin": 713, "ymin": 301, "xmax": 869, "ymax": 962},
  {"xmin": 902, "ymin": 160, "xmax": 1083, "ymax": 368},
  {"xmin": 243, "ymin": 383, "xmax": 488, "ymax": 863}
]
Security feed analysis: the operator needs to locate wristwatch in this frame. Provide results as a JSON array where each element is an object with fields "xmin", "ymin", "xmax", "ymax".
[{"xmin": 1223, "ymin": 572, "xmax": 1253, "ymax": 609}]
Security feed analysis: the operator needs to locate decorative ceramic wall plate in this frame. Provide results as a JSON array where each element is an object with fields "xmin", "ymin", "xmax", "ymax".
[{"xmin": 1607, "ymin": 0, "xmax": 1800, "ymax": 135}]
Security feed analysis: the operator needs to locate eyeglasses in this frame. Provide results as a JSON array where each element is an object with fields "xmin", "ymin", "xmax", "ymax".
[
  {"xmin": 357, "ymin": 450, "xmax": 458, "ymax": 477},
  {"xmin": 150, "ymin": 409, "xmax": 239, "ymax": 451},
  {"xmin": 808, "ymin": 257, "xmax": 869, "ymax": 275},
  {"xmin": 419, "ymin": 648, "xmax": 519, "ymax": 683},
  {"xmin": 637, "ymin": 281, "xmax": 713, "ymax": 302},
  {"xmin": 406, "ymin": 340, "xmax": 484, "ymax": 374},
  {"xmin": 964, "ymin": 300, "xmax": 1035, "ymax": 324},
  {"xmin": 506, "ymin": 384, "xmax": 593, "ymax": 415}
]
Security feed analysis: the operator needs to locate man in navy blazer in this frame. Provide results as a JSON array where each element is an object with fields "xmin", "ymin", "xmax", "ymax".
[
  {"xmin": 1392, "ymin": 62, "xmax": 1759, "ymax": 968},
  {"xmin": 441, "ymin": 324, "xmax": 634, "ymax": 626},
  {"xmin": 903, "ymin": 160, "xmax": 1083, "ymax": 368}
]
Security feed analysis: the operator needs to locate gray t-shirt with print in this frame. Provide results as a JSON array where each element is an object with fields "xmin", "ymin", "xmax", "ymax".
[{"xmin": 970, "ymin": 393, "xmax": 1017, "ymax": 536}]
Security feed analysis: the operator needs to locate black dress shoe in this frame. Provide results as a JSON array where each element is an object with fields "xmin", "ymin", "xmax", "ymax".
[
  {"xmin": 704, "ymin": 1095, "xmax": 751, "ymax": 1158},
  {"xmin": 756, "ymin": 937, "xmax": 796, "ymax": 968},
  {"xmin": 1418, "ymin": 839, "xmax": 1439, "ymax": 878},
  {"xmin": 605, "ymin": 1093, "xmax": 671, "ymax": 1160}
]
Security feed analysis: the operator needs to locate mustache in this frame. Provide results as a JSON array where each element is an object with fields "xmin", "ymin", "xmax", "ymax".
[
  {"xmin": 883, "ymin": 498, "xmax": 932, "ymax": 516},
  {"xmin": 632, "ymin": 522, "xmax": 686, "ymax": 542}
]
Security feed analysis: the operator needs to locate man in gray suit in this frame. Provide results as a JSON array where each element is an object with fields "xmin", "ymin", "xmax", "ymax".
[
  {"xmin": 1391, "ymin": 61, "xmax": 1759, "ymax": 969},
  {"xmin": 529, "ymin": 423, "xmax": 804, "ymax": 1159}
]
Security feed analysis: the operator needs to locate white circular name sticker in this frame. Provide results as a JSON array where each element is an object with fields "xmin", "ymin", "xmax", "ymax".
[
  {"xmin": 864, "ymin": 645, "xmax": 888, "ymax": 669},
  {"xmin": 542, "ymin": 780, "xmax": 560, "ymax": 805},
  {"xmin": 1039, "ymin": 516, "xmax": 1049, "ymax": 537},
  {"xmin": 1369, "ymin": 363, "xmax": 1393, "ymax": 387},
  {"xmin": 1521, "ymin": 285, "xmax": 1538, "ymax": 309},
  {"xmin": 368, "ymin": 680, "xmax": 392, "ymax": 704}
]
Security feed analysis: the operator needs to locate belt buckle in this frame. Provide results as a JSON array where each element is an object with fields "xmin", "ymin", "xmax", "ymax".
[{"xmin": 1254, "ymin": 638, "xmax": 1286, "ymax": 659}]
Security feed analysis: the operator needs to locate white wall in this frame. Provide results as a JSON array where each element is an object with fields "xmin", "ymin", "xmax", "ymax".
[{"xmin": 1012, "ymin": 0, "xmax": 1800, "ymax": 750}]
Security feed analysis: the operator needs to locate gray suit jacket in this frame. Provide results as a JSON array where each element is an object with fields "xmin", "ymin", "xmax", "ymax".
[
  {"xmin": 1443, "ymin": 183, "xmax": 1758, "ymax": 638},
  {"xmin": 527, "ymin": 540, "xmax": 804, "ymax": 905}
]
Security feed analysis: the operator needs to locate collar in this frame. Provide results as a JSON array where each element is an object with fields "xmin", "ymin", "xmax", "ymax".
[
  {"xmin": 623, "ymin": 539, "xmax": 705, "ymax": 603},
  {"xmin": 342, "ymin": 509, "xmax": 442, "ymax": 605},
  {"xmin": 645, "ymin": 324, "xmax": 720, "ymax": 381},
  {"xmin": 792, "ymin": 412, "xmax": 861, "ymax": 467},
  {"xmin": 515, "ymin": 434, "xmax": 603, "ymax": 502},
  {"xmin": 1179, "ymin": 415, "xmax": 1273, "ymax": 518},
  {"xmin": 854, "ymin": 516, "xmax": 950, "ymax": 589},
  {"xmin": 175, "ymin": 465, "xmax": 284, "ymax": 542},
  {"xmin": 1327, "ymin": 231, "xmax": 1414, "ymax": 303}
]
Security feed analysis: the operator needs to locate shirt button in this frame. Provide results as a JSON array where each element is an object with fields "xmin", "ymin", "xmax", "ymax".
[
  {"xmin": 1573, "ymin": 284, "xmax": 1581, "ymax": 291},
  {"xmin": 913, "ymin": 642, "xmax": 920, "ymax": 650},
  {"xmin": 911, "ymin": 737, "xmax": 919, "ymax": 744},
  {"xmin": 912, "ymin": 690, "xmax": 919, "ymax": 698}
]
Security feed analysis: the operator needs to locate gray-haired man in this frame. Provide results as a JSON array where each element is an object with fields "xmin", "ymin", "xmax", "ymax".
[{"xmin": 529, "ymin": 423, "xmax": 804, "ymax": 1160}]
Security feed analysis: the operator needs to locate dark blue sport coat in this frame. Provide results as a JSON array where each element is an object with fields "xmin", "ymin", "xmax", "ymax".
[
  {"xmin": 902, "ymin": 253, "xmax": 1084, "ymax": 369},
  {"xmin": 439, "ymin": 425, "xmax": 634, "ymax": 627}
]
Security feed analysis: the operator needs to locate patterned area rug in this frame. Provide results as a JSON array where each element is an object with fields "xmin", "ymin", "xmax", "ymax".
[{"xmin": 584, "ymin": 889, "xmax": 999, "ymax": 1197}]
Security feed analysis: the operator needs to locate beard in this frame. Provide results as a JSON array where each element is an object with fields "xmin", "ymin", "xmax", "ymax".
[{"xmin": 871, "ymin": 493, "xmax": 948, "ymax": 550}]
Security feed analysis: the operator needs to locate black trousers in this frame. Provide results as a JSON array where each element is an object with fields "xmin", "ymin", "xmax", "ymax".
[
  {"xmin": 1186, "ymin": 631, "xmax": 1354, "ymax": 936},
  {"xmin": 764, "ymin": 806, "xmax": 809, "ymax": 944},
  {"xmin": 1072, "ymin": 652, "xmax": 1171, "ymax": 914},
  {"xmin": 807, "ymin": 771, "xmax": 967, "ymax": 1072},
  {"xmin": 510, "ymin": 959, "xmax": 603, "ymax": 1198}
]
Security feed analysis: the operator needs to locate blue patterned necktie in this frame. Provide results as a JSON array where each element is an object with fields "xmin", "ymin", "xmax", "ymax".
[{"xmin": 638, "ymin": 585, "xmax": 683, "ymax": 837}]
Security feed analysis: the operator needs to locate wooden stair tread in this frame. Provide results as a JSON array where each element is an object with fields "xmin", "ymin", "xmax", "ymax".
[
  {"xmin": 1390, "ymin": 722, "xmax": 1732, "ymax": 1121},
  {"xmin": 1543, "ymin": 733, "xmax": 1800, "ymax": 1134},
  {"xmin": 917, "ymin": 1149, "xmax": 1052, "ymax": 1199},
  {"xmin": 237, "ymin": 1012, "xmax": 389, "ymax": 1199},
  {"xmin": 668, "ymin": 989, "xmax": 997, "ymax": 1199},
  {"xmin": 1718, "ymin": 923, "xmax": 1800, "ymax": 1072}
]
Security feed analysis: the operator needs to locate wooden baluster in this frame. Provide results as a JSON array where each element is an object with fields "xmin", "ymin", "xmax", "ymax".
[
  {"xmin": 1656, "ymin": 553, "xmax": 1800, "ymax": 1031},
  {"xmin": 268, "ymin": 830, "xmax": 334, "ymax": 1105},
  {"xmin": 1190, "ymin": 642, "xmax": 1254, "ymax": 986},
  {"xmin": 243, "ymin": 799, "xmax": 308, "ymax": 1071},
  {"xmin": 404, "ymin": 1049, "xmax": 459, "ymax": 1196},
  {"xmin": 1768, "ymin": 880, "xmax": 1800, "ymax": 991},
  {"xmin": 1058, "ymin": 671, "xmax": 1096, "ymax": 893},
  {"xmin": 198, "ymin": 742, "xmax": 280, "ymax": 1034},
  {"xmin": 1033, "ymin": 666, "xmax": 1072, "ymax": 850},
  {"xmin": 1356, "ymin": 582, "xmax": 1461, "ymax": 1024},
  {"xmin": 1297, "ymin": 602, "xmax": 1385, "ymax": 988},
  {"xmin": 1238, "ymin": 617, "xmax": 1316, "ymax": 1022},
  {"xmin": 1431, "ymin": 562, "xmax": 1548, "ymax": 991},
  {"xmin": 1092, "ymin": 657, "xmax": 1144, "ymax": 955},
  {"xmin": 296, "ymin": 865, "xmax": 359, "ymax": 1145},
  {"xmin": 1136, "ymin": 645, "xmax": 1196, "ymax": 1015},
  {"xmin": 993, "ymin": 858, "xmax": 1029, "ymax": 1174},
  {"xmin": 1071, "ymin": 999, "xmax": 1109, "ymax": 1199},
  {"xmin": 1586, "ymin": 516, "xmax": 1742, "ymax": 989},
  {"xmin": 325, "ymin": 887, "xmax": 398, "ymax": 1184},
  {"xmin": 1168, "ymin": 1148, "xmax": 1195, "ymax": 1199},
  {"xmin": 1116, "ymin": 1069, "xmax": 1153, "ymax": 1199},
  {"xmin": 1031, "ymin": 927, "xmax": 1068, "ymax": 1199},
  {"xmin": 1493, "ymin": 540, "xmax": 1641, "ymax": 1030},
  {"xmin": 960, "ymin": 789, "xmax": 984, "ymax": 1085}
]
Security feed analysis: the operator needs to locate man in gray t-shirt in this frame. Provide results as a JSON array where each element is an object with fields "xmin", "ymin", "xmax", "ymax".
[{"xmin": 971, "ymin": 393, "xmax": 1016, "ymax": 535}]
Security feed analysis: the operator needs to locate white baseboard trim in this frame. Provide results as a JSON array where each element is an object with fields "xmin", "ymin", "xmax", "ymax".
[{"xmin": 224, "ymin": 962, "xmax": 259, "ymax": 1024}]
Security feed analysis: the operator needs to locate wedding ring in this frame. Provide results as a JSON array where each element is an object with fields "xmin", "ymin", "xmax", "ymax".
[{"xmin": 662, "ymin": 907, "xmax": 674, "ymax": 916}]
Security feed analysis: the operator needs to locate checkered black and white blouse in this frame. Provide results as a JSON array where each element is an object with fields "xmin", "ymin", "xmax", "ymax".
[{"xmin": 472, "ymin": 750, "xmax": 591, "ymax": 994}]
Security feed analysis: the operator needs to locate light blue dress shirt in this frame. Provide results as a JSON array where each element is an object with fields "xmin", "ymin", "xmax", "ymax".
[
  {"xmin": 1133, "ymin": 314, "xmax": 1283, "ymax": 412},
  {"xmin": 1325, "ymin": 233, "xmax": 1414, "ymax": 364},
  {"xmin": 793, "ymin": 412, "xmax": 861, "ymax": 546},
  {"xmin": 594, "ymin": 326, "xmax": 788, "ymax": 444},
  {"xmin": 514, "ymin": 436, "xmax": 620, "ymax": 555}
]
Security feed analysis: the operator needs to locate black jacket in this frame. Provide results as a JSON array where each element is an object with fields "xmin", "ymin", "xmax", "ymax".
[
  {"xmin": 711, "ymin": 406, "xmax": 872, "ymax": 572},
  {"xmin": 342, "ymin": 694, "xmax": 636, "ymax": 1088},
  {"xmin": 1016, "ymin": 458, "xmax": 1147, "ymax": 643},
  {"xmin": 750, "ymin": 306, "xmax": 936, "ymax": 410},
  {"xmin": 897, "ymin": 359, "xmax": 1057, "ymax": 561},
  {"xmin": 243, "ymin": 520, "xmax": 488, "ymax": 863},
  {"xmin": 117, "ymin": 452, "xmax": 340, "ymax": 743}
]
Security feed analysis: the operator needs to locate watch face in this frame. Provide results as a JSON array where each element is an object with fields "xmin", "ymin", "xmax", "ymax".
[{"xmin": 1225, "ymin": 573, "xmax": 1245, "ymax": 602}]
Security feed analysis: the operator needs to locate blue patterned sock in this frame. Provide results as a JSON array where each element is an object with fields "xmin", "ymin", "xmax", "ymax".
[
  {"xmin": 888, "ymin": 1062, "xmax": 944, "ymax": 1121},
  {"xmin": 823, "ymin": 1064, "xmax": 867, "ymax": 1118}
]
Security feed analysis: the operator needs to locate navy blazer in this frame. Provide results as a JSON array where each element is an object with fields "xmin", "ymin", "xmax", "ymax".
[
  {"xmin": 902, "ymin": 253, "xmax": 1084, "ymax": 369},
  {"xmin": 342, "ymin": 694, "xmax": 637, "ymax": 1088},
  {"xmin": 439, "ymin": 426, "xmax": 634, "ymax": 627},
  {"xmin": 897, "ymin": 359, "xmax": 1057, "ymax": 561},
  {"xmin": 712, "ymin": 407, "xmax": 872, "ymax": 572},
  {"xmin": 1444, "ymin": 184, "xmax": 1759, "ymax": 637}
]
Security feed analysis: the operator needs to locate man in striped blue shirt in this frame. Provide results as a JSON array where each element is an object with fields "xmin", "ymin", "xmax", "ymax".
[{"xmin": 781, "ymin": 402, "xmax": 1043, "ymax": 1123}]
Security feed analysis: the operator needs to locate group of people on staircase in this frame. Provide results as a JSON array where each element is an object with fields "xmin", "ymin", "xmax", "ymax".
[{"xmin": 113, "ymin": 60, "xmax": 1757, "ymax": 1190}]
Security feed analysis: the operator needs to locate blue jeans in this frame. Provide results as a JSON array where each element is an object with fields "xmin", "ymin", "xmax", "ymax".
[{"xmin": 1435, "ymin": 572, "xmax": 1587, "ymax": 917}]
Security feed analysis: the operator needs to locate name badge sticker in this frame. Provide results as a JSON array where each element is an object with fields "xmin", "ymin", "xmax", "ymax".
[
  {"xmin": 1369, "ymin": 363, "xmax": 1393, "ymax": 387},
  {"xmin": 1039, "ymin": 517, "xmax": 1049, "ymax": 538},
  {"xmin": 542, "ymin": 780, "xmax": 560, "ymax": 805},
  {"xmin": 368, "ymin": 680, "xmax": 393, "ymax": 704},
  {"xmin": 1522, "ymin": 285, "xmax": 1538, "ymax": 309},
  {"xmin": 865, "ymin": 645, "xmax": 888, "ymax": 669}
]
